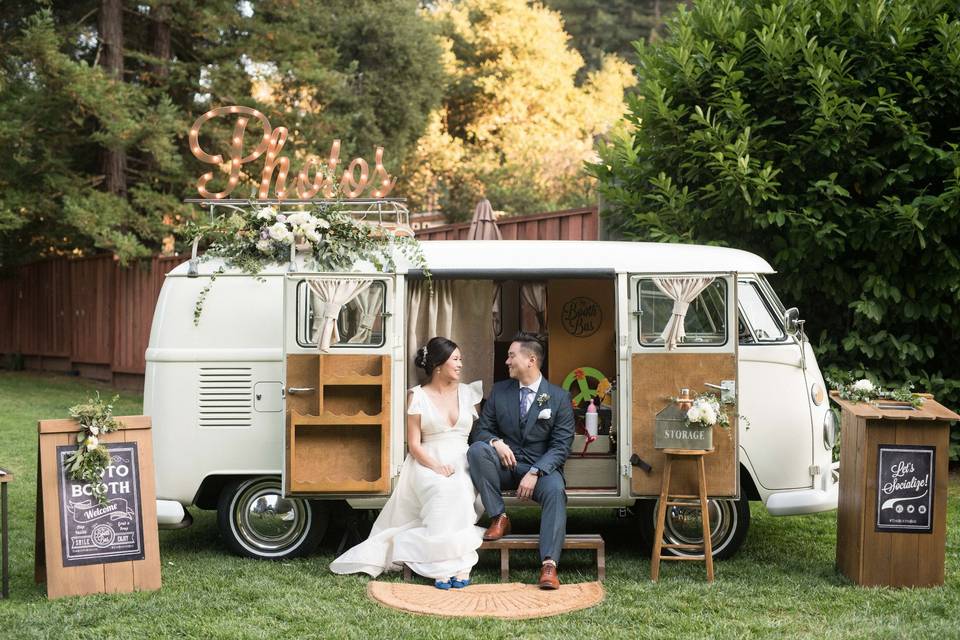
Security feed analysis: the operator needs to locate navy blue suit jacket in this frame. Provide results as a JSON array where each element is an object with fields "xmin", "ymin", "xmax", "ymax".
[{"xmin": 470, "ymin": 377, "xmax": 575, "ymax": 476}]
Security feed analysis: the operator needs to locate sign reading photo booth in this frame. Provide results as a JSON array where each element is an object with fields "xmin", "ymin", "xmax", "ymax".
[
  {"xmin": 876, "ymin": 444, "xmax": 934, "ymax": 533},
  {"xmin": 56, "ymin": 444, "xmax": 145, "ymax": 567}
]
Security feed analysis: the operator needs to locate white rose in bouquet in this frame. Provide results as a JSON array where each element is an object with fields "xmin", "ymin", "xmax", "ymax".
[
  {"xmin": 853, "ymin": 379, "xmax": 876, "ymax": 394},
  {"xmin": 268, "ymin": 222, "xmax": 293, "ymax": 244},
  {"xmin": 700, "ymin": 403, "xmax": 717, "ymax": 426},
  {"xmin": 256, "ymin": 206, "xmax": 277, "ymax": 220},
  {"xmin": 686, "ymin": 405, "xmax": 704, "ymax": 424},
  {"xmin": 255, "ymin": 238, "xmax": 274, "ymax": 254},
  {"xmin": 84, "ymin": 435, "xmax": 99, "ymax": 452}
]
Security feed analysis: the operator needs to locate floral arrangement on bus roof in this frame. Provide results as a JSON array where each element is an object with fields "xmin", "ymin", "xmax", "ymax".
[
  {"xmin": 65, "ymin": 393, "xmax": 121, "ymax": 506},
  {"xmin": 827, "ymin": 373, "xmax": 924, "ymax": 408},
  {"xmin": 184, "ymin": 200, "xmax": 429, "ymax": 324},
  {"xmin": 684, "ymin": 393, "xmax": 731, "ymax": 429}
]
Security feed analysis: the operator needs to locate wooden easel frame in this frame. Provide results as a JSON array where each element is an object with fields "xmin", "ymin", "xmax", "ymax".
[{"xmin": 35, "ymin": 415, "xmax": 161, "ymax": 599}]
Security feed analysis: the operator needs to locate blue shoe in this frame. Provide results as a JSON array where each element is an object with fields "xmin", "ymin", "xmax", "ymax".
[
  {"xmin": 434, "ymin": 578, "xmax": 452, "ymax": 590},
  {"xmin": 451, "ymin": 578, "xmax": 471, "ymax": 589}
]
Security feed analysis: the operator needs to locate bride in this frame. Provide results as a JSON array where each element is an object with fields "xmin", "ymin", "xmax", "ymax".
[{"xmin": 329, "ymin": 336, "xmax": 485, "ymax": 589}]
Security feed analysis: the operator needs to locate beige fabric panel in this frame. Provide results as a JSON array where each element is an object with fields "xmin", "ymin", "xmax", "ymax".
[
  {"xmin": 407, "ymin": 279, "xmax": 495, "ymax": 391},
  {"xmin": 631, "ymin": 352, "xmax": 738, "ymax": 497}
]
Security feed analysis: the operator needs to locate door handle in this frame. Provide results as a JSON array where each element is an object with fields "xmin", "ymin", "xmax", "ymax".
[
  {"xmin": 705, "ymin": 380, "xmax": 736, "ymax": 404},
  {"xmin": 287, "ymin": 387, "xmax": 316, "ymax": 395}
]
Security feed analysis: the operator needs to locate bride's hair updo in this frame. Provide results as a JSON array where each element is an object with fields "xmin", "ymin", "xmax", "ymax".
[{"xmin": 415, "ymin": 336, "xmax": 459, "ymax": 378}]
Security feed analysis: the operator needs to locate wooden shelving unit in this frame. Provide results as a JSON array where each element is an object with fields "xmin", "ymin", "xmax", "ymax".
[{"xmin": 286, "ymin": 354, "xmax": 391, "ymax": 494}]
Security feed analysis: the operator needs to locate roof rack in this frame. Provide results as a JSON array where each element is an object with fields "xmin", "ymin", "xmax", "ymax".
[{"xmin": 183, "ymin": 198, "xmax": 414, "ymax": 276}]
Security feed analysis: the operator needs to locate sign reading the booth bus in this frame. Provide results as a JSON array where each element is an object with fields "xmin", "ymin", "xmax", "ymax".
[
  {"xmin": 188, "ymin": 105, "xmax": 398, "ymax": 200},
  {"xmin": 56, "ymin": 444, "xmax": 145, "ymax": 567}
]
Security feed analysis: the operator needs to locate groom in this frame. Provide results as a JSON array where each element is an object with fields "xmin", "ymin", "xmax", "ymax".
[{"xmin": 468, "ymin": 332, "xmax": 574, "ymax": 589}]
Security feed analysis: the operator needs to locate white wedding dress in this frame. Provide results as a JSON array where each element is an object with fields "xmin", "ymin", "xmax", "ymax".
[{"xmin": 329, "ymin": 381, "xmax": 486, "ymax": 580}]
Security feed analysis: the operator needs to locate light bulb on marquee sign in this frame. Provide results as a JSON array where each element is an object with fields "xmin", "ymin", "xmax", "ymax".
[{"xmin": 188, "ymin": 106, "xmax": 397, "ymax": 200}]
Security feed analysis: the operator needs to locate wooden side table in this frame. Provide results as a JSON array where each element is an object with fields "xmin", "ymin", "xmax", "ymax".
[
  {"xmin": 0, "ymin": 468, "xmax": 11, "ymax": 599},
  {"xmin": 651, "ymin": 448, "xmax": 715, "ymax": 583}
]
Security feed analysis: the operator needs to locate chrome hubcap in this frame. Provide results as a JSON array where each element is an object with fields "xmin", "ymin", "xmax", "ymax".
[
  {"xmin": 232, "ymin": 479, "xmax": 310, "ymax": 554},
  {"xmin": 659, "ymin": 499, "xmax": 735, "ymax": 555}
]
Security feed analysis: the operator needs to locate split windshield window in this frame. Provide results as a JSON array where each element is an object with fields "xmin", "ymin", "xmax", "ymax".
[{"xmin": 738, "ymin": 281, "xmax": 785, "ymax": 342}]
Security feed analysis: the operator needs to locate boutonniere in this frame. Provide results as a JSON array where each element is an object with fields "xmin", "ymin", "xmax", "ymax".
[{"xmin": 536, "ymin": 393, "xmax": 550, "ymax": 407}]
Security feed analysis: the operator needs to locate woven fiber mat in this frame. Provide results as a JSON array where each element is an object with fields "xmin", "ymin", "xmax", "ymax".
[{"xmin": 367, "ymin": 581, "xmax": 604, "ymax": 619}]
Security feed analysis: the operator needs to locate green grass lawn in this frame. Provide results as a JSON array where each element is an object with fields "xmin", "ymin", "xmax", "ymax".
[{"xmin": 0, "ymin": 371, "xmax": 958, "ymax": 639}]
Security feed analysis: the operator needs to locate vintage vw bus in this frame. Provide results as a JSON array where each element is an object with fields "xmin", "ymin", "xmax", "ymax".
[{"xmin": 144, "ymin": 232, "xmax": 838, "ymax": 561}]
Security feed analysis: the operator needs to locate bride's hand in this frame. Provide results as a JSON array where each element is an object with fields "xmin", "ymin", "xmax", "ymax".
[{"xmin": 433, "ymin": 463, "xmax": 455, "ymax": 477}]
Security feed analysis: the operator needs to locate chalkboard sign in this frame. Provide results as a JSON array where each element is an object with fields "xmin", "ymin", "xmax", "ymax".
[
  {"xmin": 56, "ymin": 443, "xmax": 145, "ymax": 567},
  {"xmin": 876, "ymin": 444, "xmax": 934, "ymax": 533}
]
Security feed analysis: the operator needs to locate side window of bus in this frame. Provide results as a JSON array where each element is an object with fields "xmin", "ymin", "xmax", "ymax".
[
  {"xmin": 738, "ymin": 281, "xmax": 785, "ymax": 343},
  {"xmin": 296, "ymin": 281, "xmax": 387, "ymax": 348},
  {"xmin": 637, "ymin": 279, "xmax": 727, "ymax": 346}
]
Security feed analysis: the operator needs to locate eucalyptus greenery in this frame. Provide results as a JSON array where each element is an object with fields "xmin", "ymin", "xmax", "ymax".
[
  {"xmin": 185, "ymin": 201, "xmax": 430, "ymax": 325},
  {"xmin": 827, "ymin": 372, "xmax": 924, "ymax": 408},
  {"xmin": 65, "ymin": 393, "xmax": 121, "ymax": 506}
]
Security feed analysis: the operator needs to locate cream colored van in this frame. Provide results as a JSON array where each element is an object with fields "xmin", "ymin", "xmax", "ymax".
[{"xmin": 144, "ymin": 239, "xmax": 838, "ymax": 560}]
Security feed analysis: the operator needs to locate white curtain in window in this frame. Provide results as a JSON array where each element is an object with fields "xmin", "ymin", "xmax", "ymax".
[
  {"xmin": 347, "ymin": 285, "xmax": 385, "ymax": 344},
  {"xmin": 308, "ymin": 279, "xmax": 372, "ymax": 351},
  {"xmin": 520, "ymin": 282, "xmax": 547, "ymax": 332},
  {"xmin": 653, "ymin": 277, "xmax": 715, "ymax": 350}
]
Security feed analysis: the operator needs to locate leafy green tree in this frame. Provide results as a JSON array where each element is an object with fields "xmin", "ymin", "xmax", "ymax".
[
  {"xmin": 543, "ymin": 0, "xmax": 688, "ymax": 71},
  {"xmin": 591, "ymin": 0, "xmax": 960, "ymax": 413},
  {"xmin": 0, "ymin": 0, "xmax": 444, "ymax": 267},
  {"xmin": 404, "ymin": 0, "xmax": 634, "ymax": 219}
]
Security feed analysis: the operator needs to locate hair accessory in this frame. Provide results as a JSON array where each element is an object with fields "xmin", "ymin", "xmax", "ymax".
[{"xmin": 418, "ymin": 346, "xmax": 428, "ymax": 362}]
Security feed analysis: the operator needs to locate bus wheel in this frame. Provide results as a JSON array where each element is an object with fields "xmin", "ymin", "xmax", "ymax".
[
  {"xmin": 638, "ymin": 495, "xmax": 750, "ymax": 560},
  {"xmin": 217, "ymin": 476, "xmax": 327, "ymax": 560}
]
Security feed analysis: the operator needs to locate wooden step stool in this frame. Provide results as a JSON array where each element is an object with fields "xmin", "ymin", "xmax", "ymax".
[
  {"xmin": 650, "ymin": 448, "xmax": 714, "ymax": 583},
  {"xmin": 403, "ymin": 534, "xmax": 605, "ymax": 582}
]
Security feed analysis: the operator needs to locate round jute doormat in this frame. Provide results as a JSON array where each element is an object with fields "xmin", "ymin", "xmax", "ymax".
[{"xmin": 367, "ymin": 581, "xmax": 605, "ymax": 619}]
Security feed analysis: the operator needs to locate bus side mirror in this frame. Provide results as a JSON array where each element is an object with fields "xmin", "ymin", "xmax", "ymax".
[{"xmin": 784, "ymin": 307, "xmax": 801, "ymax": 336}]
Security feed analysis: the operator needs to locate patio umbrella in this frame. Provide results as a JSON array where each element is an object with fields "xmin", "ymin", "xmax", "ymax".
[{"xmin": 466, "ymin": 198, "xmax": 502, "ymax": 240}]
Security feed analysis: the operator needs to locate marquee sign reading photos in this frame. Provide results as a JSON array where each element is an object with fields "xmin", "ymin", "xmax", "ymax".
[{"xmin": 189, "ymin": 106, "xmax": 397, "ymax": 200}]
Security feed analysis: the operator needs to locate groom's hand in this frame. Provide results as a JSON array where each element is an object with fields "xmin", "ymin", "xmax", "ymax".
[
  {"xmin": 492, "ymin": 440, "xmax": 517, "ymax": 470},
  {"xmin": 517, "ymin": 471, "xmax": 538, "ymax": 500}
]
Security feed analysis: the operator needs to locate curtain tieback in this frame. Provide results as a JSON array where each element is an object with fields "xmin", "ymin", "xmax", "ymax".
[
  {"xmin": 671, "ymin": 300, "xmax": 690, "ymax": 316},
  {"xmin": 321, "ymin": 302, "xmax": 342, "ymax": 320}
]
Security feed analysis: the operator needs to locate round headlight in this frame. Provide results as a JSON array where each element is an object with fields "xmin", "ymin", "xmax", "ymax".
[
  {"xmin": 811, "ymin": 382, "xmax": 825, "ymax": 406},
  {"xmin": 823, "ymin": 409, "xmax": 838, "ymax": 450}
]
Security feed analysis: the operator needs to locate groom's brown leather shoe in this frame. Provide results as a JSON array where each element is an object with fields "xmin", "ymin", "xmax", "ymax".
[
  {"xmin": 483, "ymin": 513, "xmax": 511, "ymax": 541},
  {"xmin": 538, "ymin": 563, "xmax": 560, "ymax": 590}
]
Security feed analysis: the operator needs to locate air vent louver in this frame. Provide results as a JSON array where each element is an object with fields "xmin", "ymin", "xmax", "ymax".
[{"xmin": 198, "ymin": 368, "xmax": 253, "ymax": 427}]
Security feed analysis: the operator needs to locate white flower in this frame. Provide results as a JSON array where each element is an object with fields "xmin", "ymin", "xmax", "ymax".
[
  {"xmin": 89, "ymin": 425, "xmax": 100, "ymax": 436},
  {"xmin": 315, "ymin": 217, "xmax": 331, "ymax": 230},
  {"xmin": 256, "ymin": 206, "xmax": 277, "ymax": 220},
  {"xmin": 687, "ymin": 405, "xmax": 704, "ymax": 424},
  {"xmin": 304, "ymin": 229, "xmax": 322, "ymax": 245},
  {"xmin": 256, "ymin": 238, "xmax": 274, "ymax": 254},
  {"xmin": 268, "ymin": 222, "xmax": 293, "ymax": 244},
  {"xmin": 84, "ymin": 435, "xmax": 99, "ymax": 451},
  {"xmin": 286, "ymin": 212, "xmax": 314, "ymax": 228},
  {"xmin": 853, "ymin": 379, "xmax": 876, "ymax": 394},
  {"xmin": 701, "ymin": 403, "xmax": 717, "ymax": 426}
]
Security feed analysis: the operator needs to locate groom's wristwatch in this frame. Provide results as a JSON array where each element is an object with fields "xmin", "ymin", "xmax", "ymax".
[{"xmin": 529, "ymin": 467, "xmax": 541, "ymax": 477}]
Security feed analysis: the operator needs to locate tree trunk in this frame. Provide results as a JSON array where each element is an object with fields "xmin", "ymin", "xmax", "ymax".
[
  {"xmin": 98, "ymin": 0, "xmax": 127, "ymax": 196},
  {"xmin": 152, "ymin": 1, "xmax": 172, "ymax": 80}
]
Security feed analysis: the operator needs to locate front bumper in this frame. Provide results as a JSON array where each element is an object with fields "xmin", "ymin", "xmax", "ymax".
[{"xmin": 765, "ymin": 461, "xmax": 839, "ymax": 516}]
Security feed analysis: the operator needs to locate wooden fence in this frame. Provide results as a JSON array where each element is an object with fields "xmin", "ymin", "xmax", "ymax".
[
  {"xmin": 0, "ymin": 255, "xmax": 181, "ymax": 387},
  {"xmin": 415, "ymin": 206, "xmax": 598, "ymax": 241},
  {"xmin": 0, "ymin": 206, "xmax": 600, "ymax": 386}
]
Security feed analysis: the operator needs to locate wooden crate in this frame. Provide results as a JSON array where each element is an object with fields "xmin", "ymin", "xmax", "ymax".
[{"xmin": 834, "ymin": 393, "xmax": 959, "ymax": 587}]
